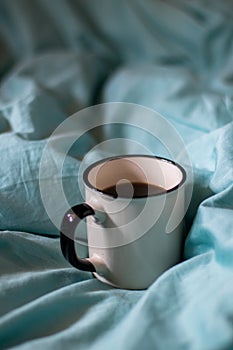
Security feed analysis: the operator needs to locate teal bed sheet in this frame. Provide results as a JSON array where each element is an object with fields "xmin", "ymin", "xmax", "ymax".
[{"xmin": 0, "ymin": 1, "xmax": 233, "ymax": 349}]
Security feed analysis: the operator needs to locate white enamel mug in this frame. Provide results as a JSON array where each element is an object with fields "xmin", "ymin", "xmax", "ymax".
[{"xmin": 60, "ymin": 155, "xmax": 186, "ymax": 290}]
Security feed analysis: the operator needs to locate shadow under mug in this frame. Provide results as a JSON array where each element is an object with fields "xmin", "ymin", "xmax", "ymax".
[{"xmin": 60, "ymin": 155, "xmax": 186, "ymax": 290}]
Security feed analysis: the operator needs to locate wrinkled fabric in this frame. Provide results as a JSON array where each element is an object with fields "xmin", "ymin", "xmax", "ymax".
[{"xmin": 0, "ymin": 1, "xmax": 233, "ymax": 349}]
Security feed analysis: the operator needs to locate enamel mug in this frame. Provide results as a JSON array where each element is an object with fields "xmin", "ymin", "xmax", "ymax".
[{"xmin": 60, "ymin": 155, "xmax": 186, "ymax": 290}]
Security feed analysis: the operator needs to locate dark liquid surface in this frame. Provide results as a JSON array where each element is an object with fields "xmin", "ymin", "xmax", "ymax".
[{"xmin": 101, "ymin": 182, "xmax": 166, "ymax": 198}]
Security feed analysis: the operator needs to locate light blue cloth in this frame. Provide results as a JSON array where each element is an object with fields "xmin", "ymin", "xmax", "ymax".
[{"xmin": 0, "ymin": 1, "xmax": 233, "ymax": 349}]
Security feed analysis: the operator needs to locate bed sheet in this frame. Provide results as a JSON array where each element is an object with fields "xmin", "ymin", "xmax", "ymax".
[{"xmin": 0, "ymin": 1, "xmax": 233, "ymax": 349}]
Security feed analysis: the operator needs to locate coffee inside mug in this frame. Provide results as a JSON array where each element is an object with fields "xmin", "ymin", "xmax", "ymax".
[
  {"xmin": 84, "ymin": 155, "xmax": 184, "ymax": 198},
  {"xmin": 101, "ymin": 182, "xmax": 165, "ymax": 198}
]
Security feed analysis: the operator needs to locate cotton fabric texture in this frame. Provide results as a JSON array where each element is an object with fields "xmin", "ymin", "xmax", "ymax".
[{"xmin": 0, "ymin": 1, "xmax": 233, "ymax": 349}]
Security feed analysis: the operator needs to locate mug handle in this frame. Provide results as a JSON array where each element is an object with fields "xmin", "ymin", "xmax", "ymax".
[{"xmin": 60, "ymin": 203, "xmax": 96, "ymax": 272}]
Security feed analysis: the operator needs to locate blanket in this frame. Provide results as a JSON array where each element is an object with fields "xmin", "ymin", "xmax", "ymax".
[{"xmin": 0, "ymin": 1, "xmax": 233, "ymax": 349}]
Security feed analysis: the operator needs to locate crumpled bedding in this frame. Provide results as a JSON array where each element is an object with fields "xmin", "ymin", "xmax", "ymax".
[{"xmin": 0, "ymin": 1, "xmax": 233, "ymax": 349}]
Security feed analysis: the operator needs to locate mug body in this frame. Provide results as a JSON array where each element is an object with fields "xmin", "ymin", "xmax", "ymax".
[{"xmin": 84, "ymin": 155, "xmax": 186, "ymax": 290}]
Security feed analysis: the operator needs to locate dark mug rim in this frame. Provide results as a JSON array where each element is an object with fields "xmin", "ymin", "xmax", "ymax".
[{"xmin": 83, "ymin": 154, "xmax": 186, "ymax": 199}]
